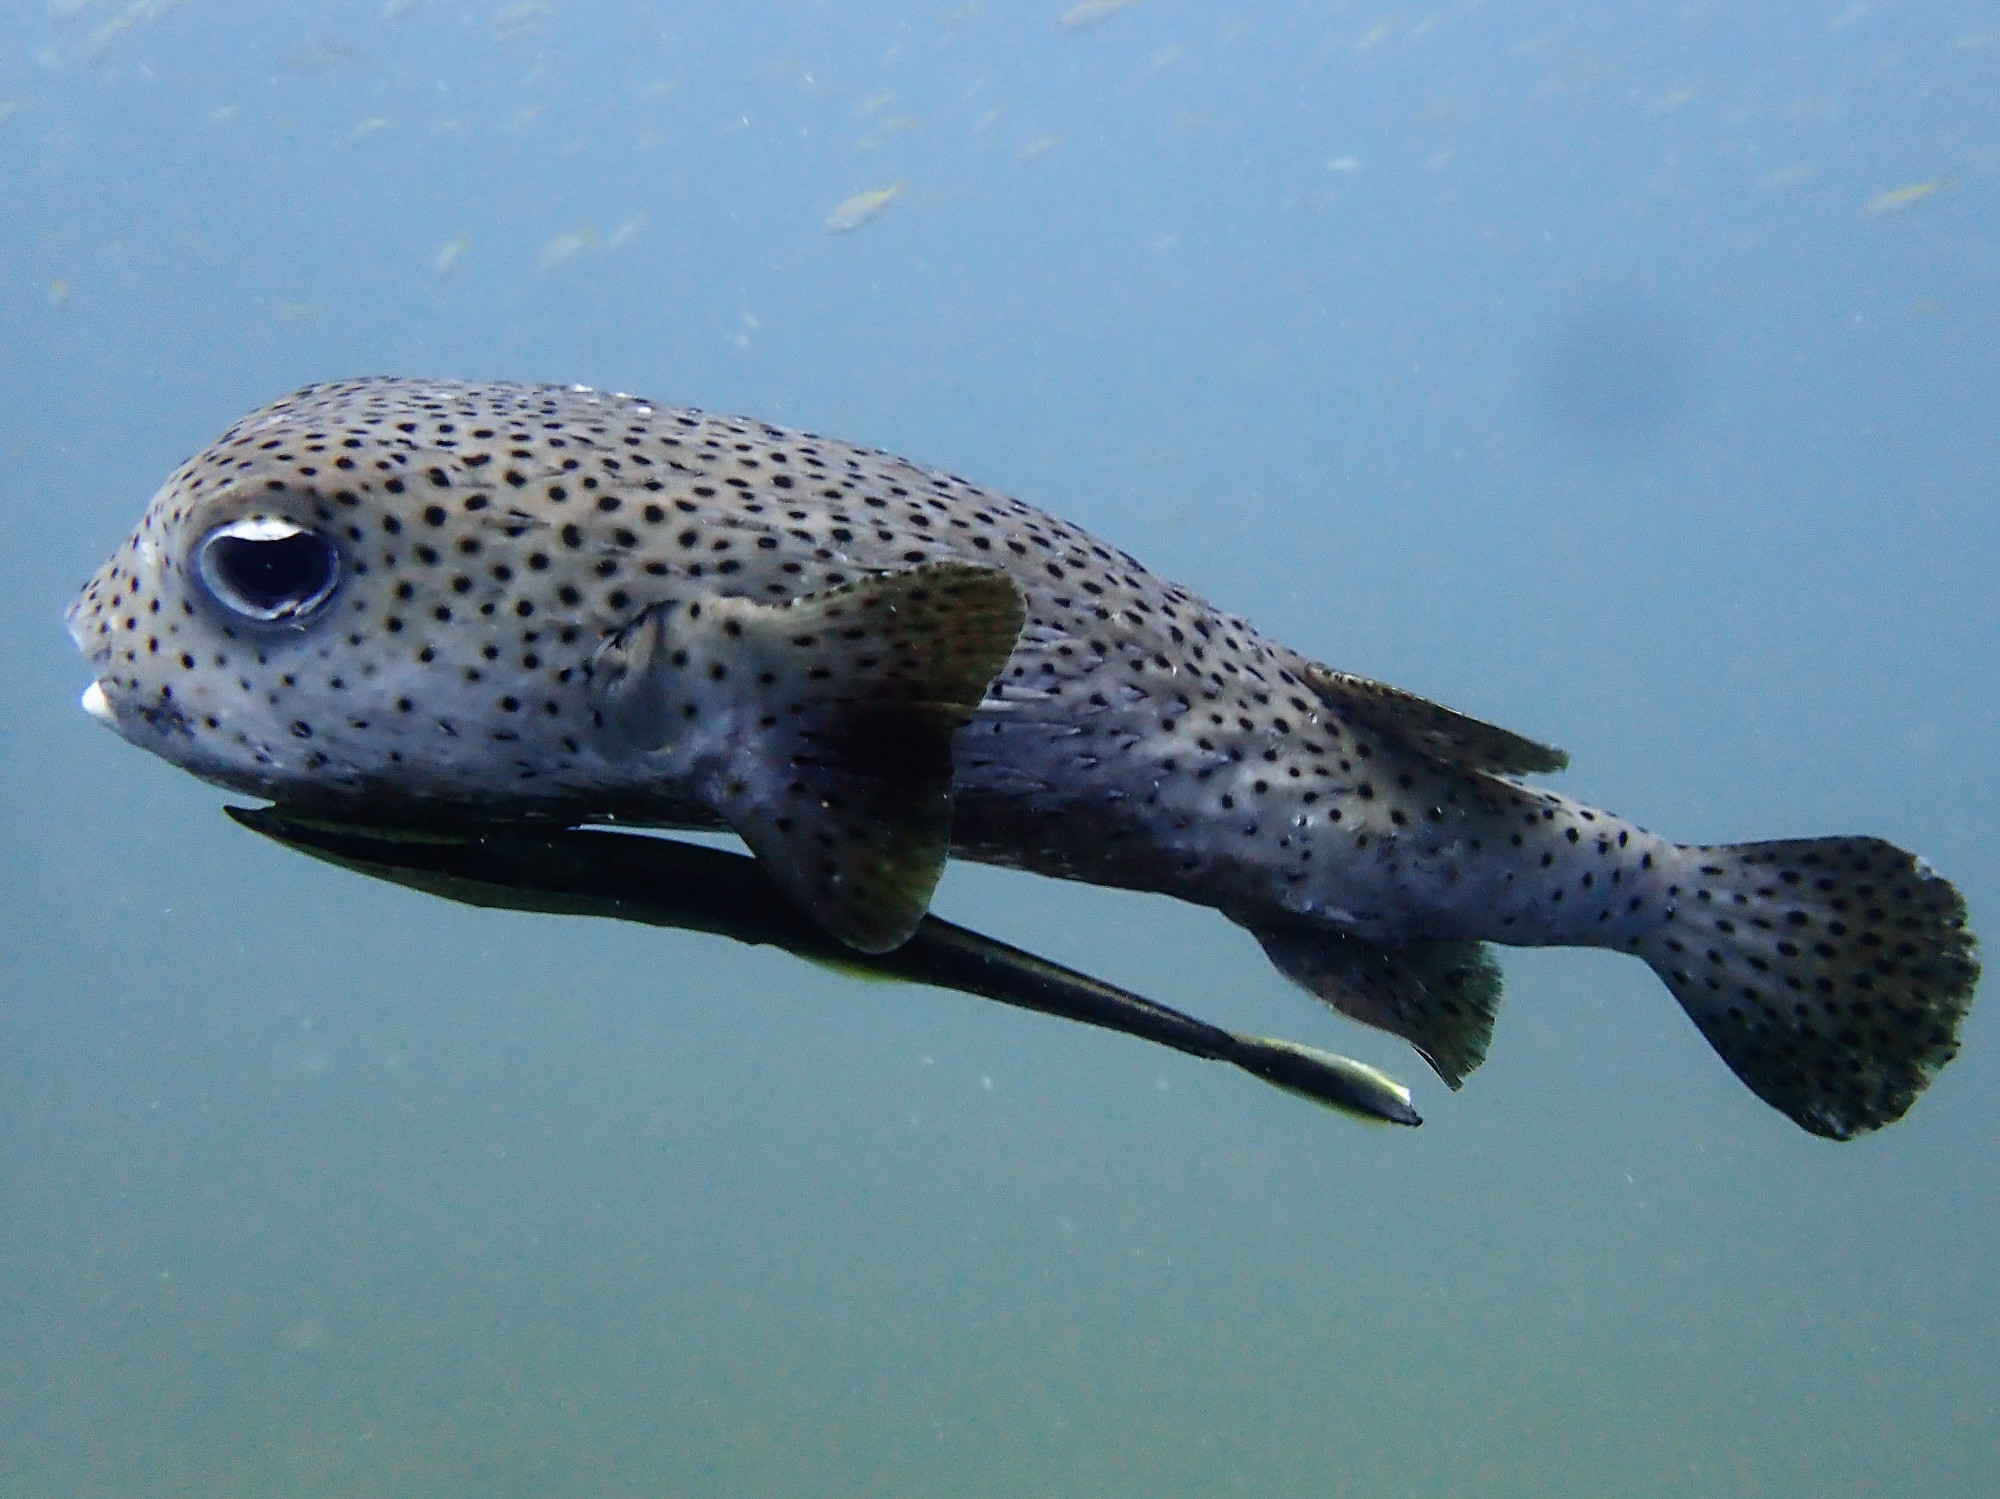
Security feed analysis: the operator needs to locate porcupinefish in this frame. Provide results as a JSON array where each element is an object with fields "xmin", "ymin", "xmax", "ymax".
[{"xmin": 66, "ymin": 378, "xmax": 1979, "ymax": 1139}]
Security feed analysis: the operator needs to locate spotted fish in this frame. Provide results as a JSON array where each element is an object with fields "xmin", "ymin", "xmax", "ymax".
[{"xmin": 67, "ymin": 378, "xmax": 1979, "ymax": 1138}]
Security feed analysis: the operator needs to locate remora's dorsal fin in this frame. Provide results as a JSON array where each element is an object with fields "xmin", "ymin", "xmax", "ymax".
[
  {"xmin": 1246, "ymin": 920, "xmax": 1503, "ymax": 1088},
  {"xmin": 1300, "ymin": 664, "xmax": 1569, "ymax": 776},
  {"xmin": 595, "ymin": 561, "xmax": 1025, "ymax": 953}
]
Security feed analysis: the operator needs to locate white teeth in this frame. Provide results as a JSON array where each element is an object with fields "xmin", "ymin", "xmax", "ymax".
[{"xmin": 81, "ymin": 681, "xmax": 116, "ymax": 726}]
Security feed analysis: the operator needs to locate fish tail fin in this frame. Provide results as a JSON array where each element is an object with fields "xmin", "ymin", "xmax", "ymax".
[
  {"xmin": 1633, "ymin": 837, "xmax": 1978, "ymax": 1138},
  {"xmin": 1247, "ymin": 920, "xmax": 1503, "ymax": 1089}
]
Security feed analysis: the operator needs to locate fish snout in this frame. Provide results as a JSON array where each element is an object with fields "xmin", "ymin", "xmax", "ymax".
[
  {"xmin": 66, "ymin": 577, "xmax": 126, "ymax": 732},
  {"xmin": 80, "ymin": 679, "xmax": 118, "ymax": 728}
]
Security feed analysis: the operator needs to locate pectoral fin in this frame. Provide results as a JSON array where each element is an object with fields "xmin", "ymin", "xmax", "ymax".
[
  {"xmin": 1248, "ymin": 920, "xmax": 1502, "ymax": 1088},
  {"xmin": 596, "ymin": 561, "xmax": 1026, "ymax": 952}
]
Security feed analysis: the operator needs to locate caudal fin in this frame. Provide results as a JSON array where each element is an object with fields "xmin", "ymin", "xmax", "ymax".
[{"xmin": 1636, "ymin": 837, "xmax": 1979, "ymax": 1139}]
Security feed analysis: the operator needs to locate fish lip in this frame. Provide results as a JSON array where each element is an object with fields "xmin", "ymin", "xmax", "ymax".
[{"xmin": 80, "ymin": 679, "xmax": 118, "ymax": 728}]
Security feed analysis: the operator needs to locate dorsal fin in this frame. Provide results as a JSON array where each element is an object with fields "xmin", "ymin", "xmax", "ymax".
[
  {"xmin": 1300, "ymin": 664, "xmax": 1568, "ymax": 776},
  {"xmin": 593, "ymin": 561, "xmax": 1025, "ymax": 953}
]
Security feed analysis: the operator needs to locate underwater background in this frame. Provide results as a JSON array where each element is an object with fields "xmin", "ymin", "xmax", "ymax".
[{"xmin": 3, "ymin": 2, "xmax": 1996, "ymax": 1495}]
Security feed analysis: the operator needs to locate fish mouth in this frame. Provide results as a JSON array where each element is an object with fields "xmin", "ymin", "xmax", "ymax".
[
  {"xmin": 77, "ymin": 674, "xmax": 204, "ymax": 756},
  {"xmin": 80, "ymin": 680, "xmax": 118, "ymax": 728},
  {"xmin": 68, "ymin": 573, "xmax": 128, "ymax": 734}
]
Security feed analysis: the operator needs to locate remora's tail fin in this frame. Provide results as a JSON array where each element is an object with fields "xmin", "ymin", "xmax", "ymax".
[{"xmin": 1635, "ymin": 837, "xmax": 1978, "ymax": 1139}]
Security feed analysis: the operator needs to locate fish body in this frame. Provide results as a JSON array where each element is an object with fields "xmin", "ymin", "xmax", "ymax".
[
  {"xmin": 1057, "ymin": 0, "xmax": 1140, "ymax": 32},
  {"xmin": 1865, "ymin": 176, "xmax": 1953, "ymax": 215},
  {"xmin": 824, "ymin": 181, "xmax": 902, "ymax": 233},
  {"xmin": 490, "ymin": 2, "xmax": 550, "ymax": 41},
  {"xmin": 431, "ymin": 236, "xmax": 469, "ymax": 276},
  {"xmin": 68, "ymin": 379, "xmax": 1979, "ymax": 1137},
  {"xmin": 538, "ymin": 225, "xmax": 596, "ymax": 270},
  {"xmin": 231, "ymin": 807, "xmax": 1421, "ymax": 1125}
]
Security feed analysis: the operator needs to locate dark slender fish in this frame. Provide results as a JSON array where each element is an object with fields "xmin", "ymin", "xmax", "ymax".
[{"xmin": 226, "ymin": 806, "xmax": 1422, "ymax": 1126}]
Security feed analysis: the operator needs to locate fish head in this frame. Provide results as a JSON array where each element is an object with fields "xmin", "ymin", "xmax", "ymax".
[
  {"xmin": 69, "ymin": 438, "xmax": 370, "ymax": 803},
  {"xmin": 64, "ymin": 376, "xmax": 1030, "ymax": 948},
  {"xmin": 64, "ymin": 382, "xmax": 539, "ymax": 812}
]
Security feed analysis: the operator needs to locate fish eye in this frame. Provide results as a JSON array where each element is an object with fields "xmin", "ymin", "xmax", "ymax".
[{"xmin": 196, "ymin": 518, "xmax": 341, "ymax": 624}]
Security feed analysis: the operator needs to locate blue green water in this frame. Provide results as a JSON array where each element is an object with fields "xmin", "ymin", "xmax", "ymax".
[{"xmin": 4, "ymin": 3, "xmax": 1996, "ymax": 1494}]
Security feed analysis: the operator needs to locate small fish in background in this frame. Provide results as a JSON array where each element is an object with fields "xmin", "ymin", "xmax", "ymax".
[
  {"xmin": 80, "ymin": 4, "xmax": 143, "ymax": 63},
  {"xmin": 348, "ymin": 115, "xmax": 390, "ymax": 141},
  {"xmin": 607, "ymin": 214, "xmax": 645, "ymax": 250},
  {"xmin": 281, "ymin": 1315, "xmax": 328, "ymax": 1353},
  {"xmin": 1865, "ymin": 176, "xmax": 1953, "ymax": 216},
  {"xmin": 1057, "ymin": 0, "xmax": 1140, "ymax": 32},
  {"xmin": 1016, "ymin": 134, "xmax": 1063, "ymax": 163},
  {"xmin": 272, "ymin": 301, "xmax": 321, "ymax": 324},
  {"xmin": 824, "ymin": 181, "xmax": 903, "ymax": 233},
  {"xmin": 282, "ymin": 33, "xmax": 365, "ymax": 74},
  {"xmin": 431, "ymin": 236, "xmax": 470, "ymax": 275},
  {"xmin": 0, "ymin": 99, "xmax": 26, "ymax": 127},
  {"xmin": 1354, "ymin": 18, "xmax": 1397, "ymax": 54},
  {"xmin": 855, "ymin": 117, "xmax": 923, "ymax": 152},
  {"xmin": 491, "ymin": 2, "xmax": 550, "ymax": 42},
  {"xmin": 382, "ymin": 0, "xmax": 428, "ymax": 16},
  {"xmin": 48, "ymin": 279, "xmax": 73, "ymax": 310},
  {"xmin": 64, "ymin": 379, "xmax": 1981, "ymax": 1140},
  {"xmin": 764, "ymin": 56, "xmax": 822, "ymax": 94},
  {"xmin": 537, "ymin": 224, "xmax": 595, "ymax": 269},
  {"xmin": 854, "ymin": 91, "xmax": 896, "ymax": 119}
]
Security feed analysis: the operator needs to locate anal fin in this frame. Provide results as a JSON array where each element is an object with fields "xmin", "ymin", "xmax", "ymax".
[
  {"xmin": 595, "ymin": 561, "xmax": 1026, "ymax": 953},
  {"xmin": 1247, "ymin": 920, "xmax": 1503, "ymax": 1088}
]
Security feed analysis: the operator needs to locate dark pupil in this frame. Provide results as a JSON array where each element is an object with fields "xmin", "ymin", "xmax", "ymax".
[{"xmin": 210, "ymin": 532, "xmax": 334, "ymax": 612}]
